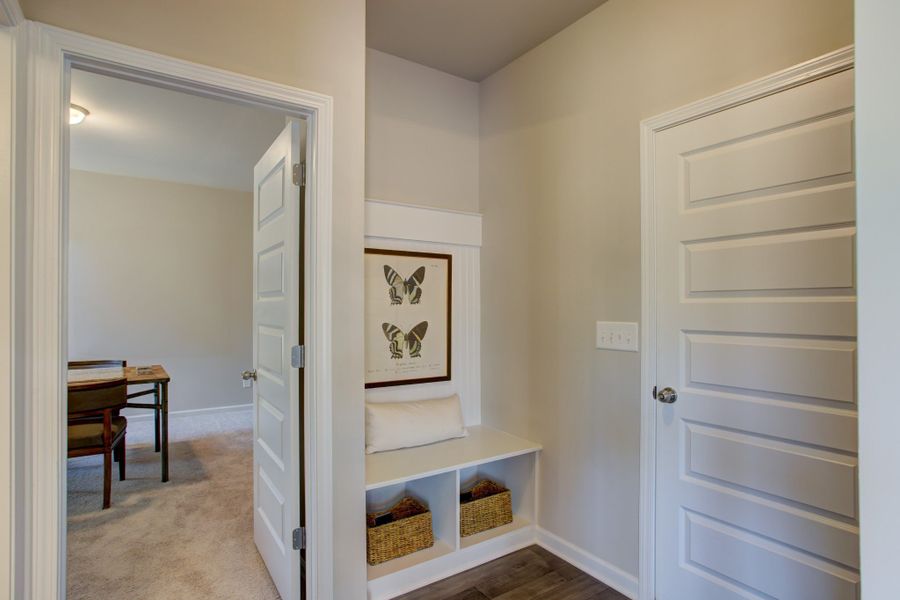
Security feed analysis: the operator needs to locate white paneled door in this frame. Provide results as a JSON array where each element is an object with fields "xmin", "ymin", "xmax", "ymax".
[
  {"xmin": 252, "ymin": 121, "xmax": 303, "ymax": 600},
  {"xmin": 654, "ymin": 69, "xmax": 859, "ymax": 599}
]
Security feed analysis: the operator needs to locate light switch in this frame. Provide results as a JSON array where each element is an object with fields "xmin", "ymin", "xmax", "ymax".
[{"xmin": 596, "ymin": 321, "xmax": 639, "ymax": 352}]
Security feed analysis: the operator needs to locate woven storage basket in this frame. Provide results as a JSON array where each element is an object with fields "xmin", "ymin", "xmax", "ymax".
[
  {"xmin": 366, "ymin": 497, "xmax": 434, "ymax": 565},
  {"xmin": 460, "ymin": 480, "xmax": 513, "ymax": 537}
]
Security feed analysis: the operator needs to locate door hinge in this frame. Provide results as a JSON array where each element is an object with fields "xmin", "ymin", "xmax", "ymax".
[
  {"xmin": 292, "ymin": 526, "xmax": 306, "ymax": 551},
  {"xmin": 291, "ymin": 344, "xmax": 306, "ymax": 369},
  {"xmin": 292, "ymin": 162, "xmax": 306, "ymax": 187}
]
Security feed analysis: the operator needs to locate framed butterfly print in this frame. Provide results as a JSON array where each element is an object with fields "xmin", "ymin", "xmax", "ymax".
[{"xmin": 364, "ymin": 248, "xmax": 452, "ymax": 388}]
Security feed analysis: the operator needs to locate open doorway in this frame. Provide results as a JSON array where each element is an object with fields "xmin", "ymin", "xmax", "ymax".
[{"xmin": 64, "ymin": 67, "xmax": 307, "ymax": 599}]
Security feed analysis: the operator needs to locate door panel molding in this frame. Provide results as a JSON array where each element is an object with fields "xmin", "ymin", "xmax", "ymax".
[
  {"xmin": 639, "ymin": 45, "xmax": 854, "ymax": 600},
  {"xmin": 16, "ymin": 22, "xmax": 334, "ymax": 600}
]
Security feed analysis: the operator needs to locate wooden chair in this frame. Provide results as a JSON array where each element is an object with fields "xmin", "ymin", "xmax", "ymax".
[
  {"xmin": 67, "ymin": 377, "xmax": 128, "ymax": 509},
  {"xmin": 71, "ymin": 360, "xmax": 164, "ymax": 455}
]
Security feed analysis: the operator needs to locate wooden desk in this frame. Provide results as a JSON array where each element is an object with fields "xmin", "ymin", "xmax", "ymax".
[{"xmin": 68, "ymin": 365, "xmax": 171, "ymax": 482}]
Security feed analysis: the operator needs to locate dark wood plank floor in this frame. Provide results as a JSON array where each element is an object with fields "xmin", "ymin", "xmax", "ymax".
[{"xmin": 396, "ymin": 546, "xmax": 628, "ymax": 600}]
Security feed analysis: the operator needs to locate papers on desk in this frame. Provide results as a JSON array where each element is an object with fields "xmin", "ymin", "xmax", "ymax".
[{"xmin": 67, "ymin": 367, "xmax": 125, "ymax": 382}]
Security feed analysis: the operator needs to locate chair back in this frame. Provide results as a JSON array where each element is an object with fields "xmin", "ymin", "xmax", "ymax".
[
  {"xmin": 69, "ymin": 359, "xmax": 127, "ymax": 369},
  {"xmin": 68, "ymin": 378, "xmax": 128, "ymax": 416}
]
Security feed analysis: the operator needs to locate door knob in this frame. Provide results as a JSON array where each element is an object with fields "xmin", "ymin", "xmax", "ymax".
[
  {"xmin": 656, "ymin": 386, "xmax": 678, "ymax": 404},
  {"xmin": 241, "ymin": 369, "xmax": 257, "ymax": 381}
]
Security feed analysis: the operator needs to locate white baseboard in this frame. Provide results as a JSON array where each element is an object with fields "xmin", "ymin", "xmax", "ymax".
[
  {"xmin": 536, "ymin": 527, "xmax": 639, "ymax": 600},
  {"xmin": 124, "ymin": 402, "xmax": 252, "ymax": 422}
]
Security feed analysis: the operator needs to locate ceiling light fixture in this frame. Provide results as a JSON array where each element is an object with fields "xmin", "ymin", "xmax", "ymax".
[{"xmin": 69, "ymin": 104, "xmax": 89, "ymax": 125}]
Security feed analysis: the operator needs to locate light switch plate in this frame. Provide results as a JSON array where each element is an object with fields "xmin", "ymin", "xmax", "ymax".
[{"xmin": 596, "ymin": 321, "xmax": 639, "ymax": 352}]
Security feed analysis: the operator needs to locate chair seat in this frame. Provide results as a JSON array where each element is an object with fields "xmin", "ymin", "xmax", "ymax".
[{"xmin": 68, "ymin": 416, "xmax": 127, "ymax": 450}]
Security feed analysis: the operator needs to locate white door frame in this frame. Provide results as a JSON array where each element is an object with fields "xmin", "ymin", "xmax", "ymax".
[
  {"xmin": 15, "ymin": 21, "xmax": 334, "ymax": 600},
  {"xmin": 637, "ymin": 45, "xmax": 854, "ymax": 600}
]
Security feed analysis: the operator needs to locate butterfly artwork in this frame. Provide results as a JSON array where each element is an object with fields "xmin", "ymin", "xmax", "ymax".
[
  {"xmin": 383, "ymin": 265, "xmax": 425, "ymax": 305},
  {"xmin": 382, "ymin": 321, "xmax": 428, "ymax": 359},
  {"xmin": 365, "ymin": 248, "xmax": 450, "ymax": 388}
]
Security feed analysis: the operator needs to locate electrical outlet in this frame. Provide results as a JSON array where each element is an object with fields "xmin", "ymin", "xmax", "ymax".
[{"xmin": 595, "ymin": 321, "xmax": 639, "ymax": 352}]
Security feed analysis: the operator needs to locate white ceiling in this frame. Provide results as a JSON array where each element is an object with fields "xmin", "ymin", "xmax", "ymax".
[
  {"xmin": 367, "ymin": 0, "xmax": 609, "ymax": 81},
  {"xmin": 70, "ymin": 69, "xmax": 290, "ymax": 192}
]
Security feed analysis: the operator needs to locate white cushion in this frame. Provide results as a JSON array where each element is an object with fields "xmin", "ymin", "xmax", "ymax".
[{"xmin": 366, "ymin": 394, "xmax": 468, "ymax": 454}]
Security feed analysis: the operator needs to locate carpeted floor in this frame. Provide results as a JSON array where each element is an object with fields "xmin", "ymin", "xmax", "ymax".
[{"xmin": 67, "ymin": 408, "xmax": 280, "ymax": 600}]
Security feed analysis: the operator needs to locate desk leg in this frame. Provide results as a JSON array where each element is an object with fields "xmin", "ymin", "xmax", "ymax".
[
  {"xmin": 154, "ymin": 383, "xmax": 161, "ymax": 453},
  {"xmin": 161, "ymin": 381, "xmax": 169, "ymax": 482}
]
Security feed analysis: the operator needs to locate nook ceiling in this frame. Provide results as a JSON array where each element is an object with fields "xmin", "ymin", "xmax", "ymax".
[{"xmin": 367, "ymin": 0, "xmax": 608, "ymax": 81}]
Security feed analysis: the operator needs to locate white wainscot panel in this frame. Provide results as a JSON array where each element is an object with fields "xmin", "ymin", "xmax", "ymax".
[
  {"xmin": 686, "ymin": 422, "xmax": 858, "ymax": 517},
  {"xmin": 685, "ymin": 227, "xmax": 855, "ymax": 294},
  {"xmin": 258, "ymin": 325, "xmax": 285, "ymax": 378},
  {"xmin": 257, "ymin": 466, "xmax": 286, "ymax": 552},
  {"xmin": 365, "ymin": 200, "xmax": 482, "ymax": 426},
  {"xmin": 684, "ymin": 510, "xmax": 860, "ymax": 599},
  {"xmin": 684, "ymin": 112, "xmax": 854, "ymax": 204},
  {"xmin": 257, "ymin": 396, "xmax": 286, "ymax": 470},
  {"xmin": 687, "ymin": 333, "xmax": 856, "ymax": 403},
  {"xmin": 257, "ymin": 158, "xmax": 286, "ymax": 226},
  {"xmin": 257, "ymin": 242, "xmax": 286, "ymax": 298}
]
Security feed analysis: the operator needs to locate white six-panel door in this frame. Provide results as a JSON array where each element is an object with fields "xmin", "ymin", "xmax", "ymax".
[
  {"xmin": 653, "ymin": 69, "xmax": 859, "ymax": 599},
  {"xmin": 252, "ymin": 121, "xmax": 302, "ymax": 599}
]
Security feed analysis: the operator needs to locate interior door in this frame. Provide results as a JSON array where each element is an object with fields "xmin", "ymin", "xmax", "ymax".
[
  {"xmin": 252, "ymin": 120, "xmax": 303, "ymax": 599},
  {"xmin": 654, "ymin": 69, "xmax": 859, "ymax": 599}
]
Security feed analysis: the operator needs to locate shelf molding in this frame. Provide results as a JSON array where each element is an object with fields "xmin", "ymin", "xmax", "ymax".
[
  {"xmin": 367, "ymin": 540, "xmax": 457, "ymax": 583},
  {"xmin": 366, "ymin": 425, "xmax": 541, "ymax": 490},
  {"xmin": 368, "ymin": 521, "xmax": 535, "ymax": 600}
]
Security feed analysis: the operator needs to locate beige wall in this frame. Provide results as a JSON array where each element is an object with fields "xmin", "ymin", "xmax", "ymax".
[
  {"xmin": 68, "ymin": 170, "xmax": 252, "ymax": 413},
  {"xmin": 0, "ymin": 24, "xmax": 12, "ymax": 600},
  {"xmin": 856, "ymin": 0, "xmax": 900, "ymax": 597},
  {"xmin": 20, "ymin": 0, "xmax": 367, "ymax": 595},
  {"xmin": 366, "ymin": 48, "xmax": 479, "ymax": 212},
  {"xmin": 479, "ymin": 0, "xmax": 853, "ymax": 577}
]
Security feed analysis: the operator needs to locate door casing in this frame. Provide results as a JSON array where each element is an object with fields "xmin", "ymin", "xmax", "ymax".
[
  {"xmin": 13, "ymin": 21, "xmax": 335, "ymax": 600},
  {"xmin": 638, "ymin": 45, "xmax": 855, "ymax": 600}
]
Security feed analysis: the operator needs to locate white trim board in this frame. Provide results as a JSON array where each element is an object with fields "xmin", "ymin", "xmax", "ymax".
[
  {"xmin": 15, "ymin": 21, "xmax": 335, "ymax": 600},
  {"xmin": 536, "ymin": 527, "xmax": 639, "ymax": 600},
  {"xmin": 0, "ymin": 0, "xmax": 23, "ymax": 27},
  {"xmin": 637, "ymin": 45, "xmax": 854, "ymax": 600},
  {"xmin": 123, "ymin": 402, "xmax": 253, "ymax": 422},
  {"xmin": 365, "ymin": 199, "xmax": 482, "ymax": 247},
  {"xmin": 1, "ymin": 21, "xmax": 16, "ymax": 600}
]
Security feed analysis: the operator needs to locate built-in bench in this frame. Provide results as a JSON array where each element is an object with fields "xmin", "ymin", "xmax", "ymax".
[{"xmin": 365, "ymin": 425, "xmax": 541, "ymax": 599}]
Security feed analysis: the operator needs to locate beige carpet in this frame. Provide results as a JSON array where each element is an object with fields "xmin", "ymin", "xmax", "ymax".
[{"xmin": 67, "ymin": 409, "xmax": 280, "ymax": 600}]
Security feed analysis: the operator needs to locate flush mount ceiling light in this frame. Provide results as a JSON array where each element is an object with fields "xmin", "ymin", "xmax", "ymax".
[{"xmin": 69, "ymin": 104, "xmax": 89, "ymax": 125}]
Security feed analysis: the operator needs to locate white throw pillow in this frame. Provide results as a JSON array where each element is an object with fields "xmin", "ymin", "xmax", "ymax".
[{"xmin": 366, "ymin": 394, "xmax": 468, "ymax": 454}]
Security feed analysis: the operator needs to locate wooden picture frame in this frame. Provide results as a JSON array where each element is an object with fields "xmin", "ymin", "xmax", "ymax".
[{"xmin": 364, "ymin": 248, "xmax": 452, "ymax": 388}]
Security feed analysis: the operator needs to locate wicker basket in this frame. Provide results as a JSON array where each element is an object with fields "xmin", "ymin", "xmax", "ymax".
[
  {"xmin": 366, "ymin": 497, "xmax": 434, "ymax": 565},
  {"xmin": 460, "ymin": 480, "xmax": 513, "ymax": 537}
]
